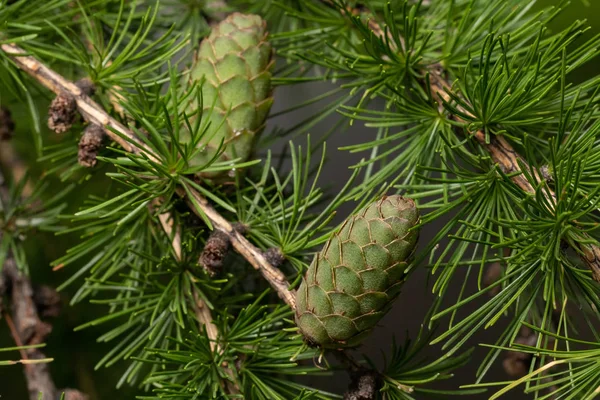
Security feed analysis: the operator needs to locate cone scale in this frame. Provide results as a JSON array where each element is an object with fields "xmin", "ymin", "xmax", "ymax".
[
  {"xmin": 295, "ymin": 196, "xmax": 420, "ymax": 348},
  {"xmin": 184, "ymin": 13, "xmax": 274, "ymax": 180}
]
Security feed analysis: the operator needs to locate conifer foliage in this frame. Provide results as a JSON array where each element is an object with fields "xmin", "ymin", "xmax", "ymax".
[{"xmin": 1, "ymin": 0, "xmax": 600, "ymax": 399}]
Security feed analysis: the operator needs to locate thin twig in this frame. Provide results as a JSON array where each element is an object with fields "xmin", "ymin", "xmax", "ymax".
[
  {"xmin": 1, "ymin": 44, "xmax": 152, "ymax": 159},
  {"xmin": 3, "ymin": 260, "xmax": 88, "ymax": 400},
  {"xmin": 181, "ymin": 187, "xmax": 296, "ymax": 308},
  {"xmin": 2, "ymin": 260, "xmax": 57, "ymax": 400},
  {"xmin": 154, "ymin": 203, "xmax": 183, "ymax": 262},
  {"xmin": 0, "ymin": 42, "xmax": 296, "ymax": 308},
  {"xmin": 155, "ymin": 204, "xmax": 240, "ymax": 394},
  {"xmin": 3, "ymin": 312, "xmax": 29, "ymax": 360},
  {"xmin": 1, "ymin": 150, "xmax": 87, "ymax": 400},
  {"xmin": 1, "ymin": 246, "xmax": 87, "ymax": 399},
  {"xmin": 153, "ymin": 204, "xmax": 216, "ymax": 344},
  {"xmin": 154, "ymin": 209, "xmax": 220, "ymax": 347},
  {"xmin": 428, "ymin": 74, "xmax": 600, "ymax": 281}
]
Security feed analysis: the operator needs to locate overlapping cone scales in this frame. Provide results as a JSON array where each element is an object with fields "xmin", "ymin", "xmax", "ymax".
[
  {"xmin": 295, "ymin": 196, "xmax": 420, "ymax": 348},
  {"xmin": 187, "ymin": 13, "xmax": 273, "ymax": 173}
]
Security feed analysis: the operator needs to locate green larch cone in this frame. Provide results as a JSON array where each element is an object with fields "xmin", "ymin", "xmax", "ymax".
[
  {"xmin": 295, "ymin": 196, "xmax": 420, "ymax": 348},
  {"xmin": 184, "ymin": 12, "xmax": 274, "ymax": 180}
]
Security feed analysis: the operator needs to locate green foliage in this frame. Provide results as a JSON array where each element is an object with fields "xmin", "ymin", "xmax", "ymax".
[
  {"xmin": 377, "ymin": 329, "xmax": 479, "ymax": 399},
  {"xmin": 140, "ymin": 294, "xmax": 336, "ymax": 399},
  {"xmin": 0, "ymin": 173, "xmax": 70, "ymax": 272},
  {"xmin": 1, "ymin": 0, "xmax": 600, "ymax": 398}
]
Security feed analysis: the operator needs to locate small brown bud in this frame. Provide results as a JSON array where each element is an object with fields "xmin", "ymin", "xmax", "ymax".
[
  {"xmin": 200, "ymin": 230, "xmax": 230, "ymax": 276},
  {"xmin": 0, "ymin": 106, "xmax": 15, "ymax": 140},
  {"xmin": 344, "ymin": 369, "xmax": 380, "ymax": 400},
  {"xmin": 264, "ymin": 247, "xmax": 285, "ymax": 268},
  {"xmin": 503, "ymin": 329, "xmax": 537, "ymax": 378},
  {"xmin": 75, "ymin": 78, "xmax": 96, "ymax": 96},
  {"xmin": 232, "ymin": 222, "xmax": 248, "ymax": 235},
  {"xmin": 48, "ymin": 92, "xmax": 77, "ymax": 133},
  {"xmin": 78, "ymin": 124, "xmax": 105, "ymax": 167},
  {"xmin": 33, "ymin": 285, "xmax": 61, "ymax": 318}
]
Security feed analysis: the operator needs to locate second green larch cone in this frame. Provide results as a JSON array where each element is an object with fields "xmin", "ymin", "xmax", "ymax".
[
  {"xmin": 295, "ymin": 195, "xmax": 420, "ymax": 348},
  {"xmin": 184, "ymin": 12, "xmax": 274, "ymax": 180}
]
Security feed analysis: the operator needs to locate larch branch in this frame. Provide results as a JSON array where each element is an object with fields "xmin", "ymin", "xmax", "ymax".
[
  {"xmin": 0, "ymin": 42, "xmax": 296, "ymax": 308},
  {"xmin": 1, "ymin": 44, "xmax": 151, "ymax": 159},
  {"xmin": 182, "ymin": 187, "xmax": 296, "ymax": 308},
  {"xmin": 428, "ymin": 73, "xmax": 600, "ymax": 282},
  {"xmin": 333, "ymin": 3, "xmax": 600, "ymax": 282}
]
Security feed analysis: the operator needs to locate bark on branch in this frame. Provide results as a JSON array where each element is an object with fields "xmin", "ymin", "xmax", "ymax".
[
  {"xmin": 1, "ymin": 44, "xmax": 150, "ymax": 158},
  {"xmin": 1, "ymin": 257, "xmax": 87, "ymax": 400},
  {"xmin": 181, "ymin": 187, "xmax": 296, "ymax": 308},
  {"xmin": 428, "ymin": 73, "xmax": 600, "ymax": 282},
  {"xmin": 0, "ymin": 171, "xmax": 86, "ymax": 400}
]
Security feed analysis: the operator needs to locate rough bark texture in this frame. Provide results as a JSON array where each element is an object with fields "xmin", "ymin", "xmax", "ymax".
[
  {"xmin": 0, "ymin": 165, "xmax": 86, "ymax": 399},
  {"xmin": 4, "ymin": 260, "xmax": 57, "ymax": 399},
  {"xmin": 2, "ymin": 246, "xmax": 88, "ymax": 400}
]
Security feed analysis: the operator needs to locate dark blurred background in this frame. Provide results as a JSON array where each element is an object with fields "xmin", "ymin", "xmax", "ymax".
[{"xmin": 1, "ymin": 0, "xmax": 598, "ymax": 398}]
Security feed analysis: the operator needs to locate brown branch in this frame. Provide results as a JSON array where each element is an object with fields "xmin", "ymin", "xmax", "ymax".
[
  {"xmin": 0, "ymin": 150, "xmax": 87, "ymax": 399},
  {"xmin": 1, "ymin": 44, "xmax": 153, "ymax": 159},
  {"xmin": 2, "ymin": 261, "xmax": 88, "ymax": 400},
  {"xmin": 182, "ymin": 187, "xmax": 296, "ymax": 308},
  {"xmin": 152, "ymin": 198, "xmax": 183, "ymax": 262},
  {"xmin": 2, "ymin": 259, "xmax": 57, "ymax": 400},
  {"xmin": 153, "ymin": 203, "xmax": 218, "ymax": 345},
  {"xmin": 0, "ymin": 42, "xmax": 296, "ymax": 308},
  {"xmin": 153, "ymin": 208, "xmax": 222, "ymax": 346}
]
